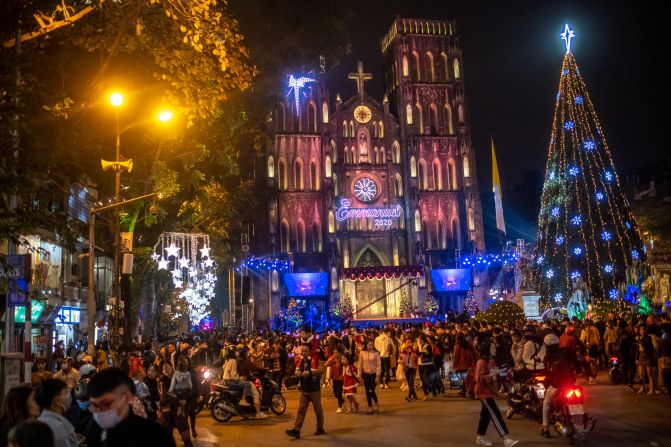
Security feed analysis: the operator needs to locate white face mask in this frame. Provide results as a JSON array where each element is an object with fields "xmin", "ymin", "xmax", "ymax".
[{"xmin": 92, "ymin": 397, "xmax": 125, "ymax": 429}]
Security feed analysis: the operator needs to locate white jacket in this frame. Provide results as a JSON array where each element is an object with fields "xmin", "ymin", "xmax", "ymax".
[
  {"xmin": 38, "ymin": 410, "xmax": 79, "ymax": 447},
  {"xmin": 374, "ymin": 334, "xmax": 392, "ymax": 358},
  {"xmin": 522, "ymin": 339, "xmax": 545, "ymax": 371}
]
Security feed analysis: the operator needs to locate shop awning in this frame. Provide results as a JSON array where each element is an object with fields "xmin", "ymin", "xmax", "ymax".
[{"xmin": 341, "ymin": 266, "xmax": 424, "ymax": 280}]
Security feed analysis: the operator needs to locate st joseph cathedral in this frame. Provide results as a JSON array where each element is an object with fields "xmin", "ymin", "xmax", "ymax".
[{"xmin": 255, "ymin": 18, "xmax": 486, "ymax": 324}]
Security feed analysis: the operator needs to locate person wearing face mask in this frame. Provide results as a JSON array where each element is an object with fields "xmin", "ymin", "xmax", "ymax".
[
  {"xmin": 35, "ymin": 379, "xmax": 79, "ymax": 447},
  {"xmin": 64, "ymin": 379, "xmax": 102, "ymax": 447},
  {"xmin": 53, "ymin": 358, "xmax": 80, "ymax": 392},
  {"xmin": 87, "ymin": 368, "xmax": 175, "ymax": 447}
]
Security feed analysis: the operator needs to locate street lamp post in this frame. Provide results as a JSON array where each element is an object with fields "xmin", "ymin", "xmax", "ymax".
[{"xmin": 87, "ymin": 192, "xmax": 158, "ymax": 355}]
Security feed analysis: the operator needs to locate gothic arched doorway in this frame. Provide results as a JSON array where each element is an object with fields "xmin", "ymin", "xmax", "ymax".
[{"xmin": 354, "ymin": 247, "xmax": 386, "ymax": 318}]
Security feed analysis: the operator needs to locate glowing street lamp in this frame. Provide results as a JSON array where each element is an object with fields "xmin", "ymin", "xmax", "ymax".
[
  {"xmin": 110, "ymin": 92, "xmax": 123, "ymax": 107},
  {"xmin": 157, "ymin": 109, "xmax": 174, "ymax": 123}
]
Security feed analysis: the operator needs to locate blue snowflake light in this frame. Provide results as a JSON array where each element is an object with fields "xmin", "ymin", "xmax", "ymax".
[
  {"xmin": 549, "ymin": 171, "xmax": 556, "ymax": 181},
  {"xmin": 604, "ymin": 171, "xmax": 613, "ymax": 182},
  {"xmin": 555, "ymin": 235, "xmax": 565, "ymax": 245},
  {"xmin": 546, "ymin": 268, "xmax": 555, "ymax": 279},
  {"xmin": 583, "ymin": 140, "xmax": 595, "ymax": 151},
  {"xmin": 571, "ymin": 271, "xmax": 581, "ymax": 280},
  {"xmin": 595, "ymin": 192, "xmax": 604, "ymax": 201},
  {"xmin": 573, "ymin": 246, "xmax": 583, "ymax": 256},
  {"xmin": 551, "ymin": 207, "xmax": 560, "ymax": 218},
  {"xmin": 625, "ymin": 221, "xmax": 631, "ymax": 229},
  {"xmin": 609, "ymin": 289, "xmax": 619, "ymax": 300},
  {"xmin": 601, "ymin": 230, "xmax": 612, "ymax": 241},
  {"xmin": 563, "ymin": 69, "xmax": 569, "ymax": 75},
  {"xmin": 631, "ymin": 249, "xmax": 639, "ymax": 260},
  {"xmin": 571, "ymin": 215, "xmax": 582, "ymax": 225},
  {"xmin": 604, "ymin": 264, "xmax": 613, "ymax": 273},
  {"xmin": 574, "ymin": 96, "xmax": 583, "ymax": 105},
  {"xmin": 286, "ymin": 74, "xmax": 316, "ymax": 114},
  {"xmin": 536, "ymin": 255, "xmax": 545, "ymax": 265},
  {"xmin": 554, "ymin": 293, "xmax": 563, "ymax": 303},
  {"xmin": 564, "ymin": 121, "xmax": 575, "ymax": 131},
  {"xmin": 568, "ymin": 166, "xmax": 579, "ymax": 176}
]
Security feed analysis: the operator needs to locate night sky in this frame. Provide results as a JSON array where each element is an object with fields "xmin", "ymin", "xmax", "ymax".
[{"xmin": 325, "ymin": 0, "xmax": 670, "ymax": 192}]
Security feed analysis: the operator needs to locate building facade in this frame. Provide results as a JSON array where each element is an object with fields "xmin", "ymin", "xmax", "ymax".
[{"xmin": 259, "ymin": 18, "xmax": 485, "ymax": 322}]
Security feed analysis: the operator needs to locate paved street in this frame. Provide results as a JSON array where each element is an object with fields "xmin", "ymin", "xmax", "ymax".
[{"xmin": 189, "ymin": 373, "xmax": 670, "ymax": 447}]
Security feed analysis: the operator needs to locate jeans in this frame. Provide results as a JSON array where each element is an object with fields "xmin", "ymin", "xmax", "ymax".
[
  {"xmin": 621, "ymin": 357, "xmax": 636, "ymax": 386},
  {"xmin": 477, "ymin": 397, "xmax": 509, "ymax": 437},
  {"xmin": 419, "ymin": 365, "xmax": 436, "ymax": 396},
  {"xmin": 405, "ymin": 367, "xmax": 417, "ymax": 399},
  {"xmin": 361, "ymin": 373, "xmax": 378, "ymax": 407},
  {"xmin": 380, "ymin": 357, "xmax": 391, "ymax": 385},
  {"xmin": 332, "ymin": 380, "xmax": 345, "ymax": 408},
  {"xmin": 293, "ymin": 391, "xmax": 324, "ymax": 432}
]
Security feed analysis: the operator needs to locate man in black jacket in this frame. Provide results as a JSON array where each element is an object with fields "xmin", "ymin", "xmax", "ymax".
[
  {"xmin": 87, "ymin": 368, "xmax": 176, "ymax": 447},
  {"xmin": 286, "ymin": 345, "xmax": 325, "ymax": 439}
]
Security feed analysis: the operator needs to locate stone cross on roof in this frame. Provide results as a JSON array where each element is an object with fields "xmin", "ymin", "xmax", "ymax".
[{"xmin": 348, "ymin": 61, "xmax": 373, "ymax": 98}]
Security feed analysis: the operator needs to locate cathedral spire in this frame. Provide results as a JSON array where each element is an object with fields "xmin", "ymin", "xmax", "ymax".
[{"xmin": 348, "ymin": 61, "xmax": 373, "ymax": 98}]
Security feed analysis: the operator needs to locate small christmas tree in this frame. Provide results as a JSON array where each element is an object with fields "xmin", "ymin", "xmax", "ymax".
[
  {"xmin": 464, "ymin": 290, "xmax": 479, "ymax": 315},
  {"xmin": 336, "ymin": 294, "xmax": 354, "ymax": 322},
  {"xmin": 399, "ymin": 289, "xmax": 412, "ymax": 317},
  {"xmin": 285, "ymin": 298, "xmax": 303, "ymax": 327},
  {"xmin": 424, "ymin": 295, "xmax": 439, "ymax": 314}
]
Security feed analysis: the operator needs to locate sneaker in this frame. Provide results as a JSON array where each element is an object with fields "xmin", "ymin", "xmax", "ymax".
[
  {"xmin": 625, "ymin": 385, "xmax": 635, "ymax": 392},
  {"xmin": 336, "ymin": 407, "xmax": 343, "ymax": 414},
  {"xmin": 286, "ymin": 429, "xmax": 300, "ymax": 439},
  {"xmin": 345, "ymin": 408, "xmax": 353, "ymax": 414},
  {"xmin": 654, "ymin": 389, "xmax": 662, "ymax": 395},
  {"xmin": 503, "ymin": 438, "xmax": 519, "ymax": 447},
  {"xmin": 423, "ymin": 395, "xmax": 431, "ymax": 401},
  {"xmin": 637, "ymin": 386, "xmax": 645, "ymax": 394},
  {"xmin": 540, "ymin": 426, "xmax": 552, "ymax": 438},
  {"xmin": 315, "ymin": 429, "xmax": 326, "ymax": 435},
  {"xmin": 256, "ymin": 412, "xmax": 269, "ymax": 420},
  {"xmin": 475, "ymin": 435, "xmax": 493, "ymax": 446},
  {"xmin": 587, "ymin": 377, "xmax": 596, "ymax": 385}
]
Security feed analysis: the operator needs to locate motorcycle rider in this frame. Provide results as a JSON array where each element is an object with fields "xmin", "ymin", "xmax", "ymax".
[
  {"xmin": 515, "ymin": 324, "xmax": 545, "ymax": 383},
  {"xmin": 541, "ymin": 333, "xmax": 575, "ymax": 438},
  {"xmin": 221, "ymin": 347, "xmax": 268, "ymax": 419}
]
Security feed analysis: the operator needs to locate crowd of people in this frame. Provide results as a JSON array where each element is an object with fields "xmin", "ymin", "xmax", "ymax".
[{"xmin": 0, "ymin": 310, "xmax": 669, "ymax": 446}]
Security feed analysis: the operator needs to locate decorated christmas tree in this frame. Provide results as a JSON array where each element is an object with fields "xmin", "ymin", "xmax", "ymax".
[
  {"xmin": 535, "ymin": 25, "xmax": 645, "ymax": 307},
  {"xmin": 424, "ymin": 295, "xmax": 439, "ymax": 314},
  {"xmin": 335, "ymin": 294, "xmax": 354, "ymax": 322},
  {"xmin": 285, "ymin": 298, "xmax": 303, "ymax": 327},
  {"xmin": 464, "ymin": 290, "xmax": 480, "ymax": 315},
  {"xmin": 399, "ymin": 289, "xmax": 412, "ymax": 316}
]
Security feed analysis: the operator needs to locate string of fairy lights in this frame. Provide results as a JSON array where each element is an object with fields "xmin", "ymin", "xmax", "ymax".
[{"xmin": 535, "ymin": 25, "xmax": 644, "ymax": 306}]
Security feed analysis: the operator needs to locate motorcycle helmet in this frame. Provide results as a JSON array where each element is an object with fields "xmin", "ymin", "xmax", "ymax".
[
  {"xmin": 74, "ymin": 378, "xmax": 90, "ymax": 402},
  {"xmin": 543, "ymin": 333, "xmax": 560, "ymax": 346}
]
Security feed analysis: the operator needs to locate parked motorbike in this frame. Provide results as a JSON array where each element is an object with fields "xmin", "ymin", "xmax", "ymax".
[
  {"xmin": 608, "ymin": 356, "xmax": 622, "ymax": 385},
  {"xmin": 505, "ymin": 371, "xmax": 546, "ymax": 421},
  {"xmin": 210, "ymin": 374, "xmax": 286, "ymax": 423},
  {"xmin": 548, "ymin": 385, "xmax": 596, "ymax": 447}
]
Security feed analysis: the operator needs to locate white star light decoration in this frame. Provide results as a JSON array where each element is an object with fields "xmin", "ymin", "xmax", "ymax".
[
  {"xmin": 286, "ymin": 74, "xmax": 316, "ymax": 115},
  {"xmin": 153, "ymin": 234, "xmax": 217, "ymax": 324},
  {"xmin": 165, "ymin": 243, "xmax": 180, "ymax": 258},
  {"xmin": 561, "ymin": 24, "xmax": 575, "ymax": 54}
]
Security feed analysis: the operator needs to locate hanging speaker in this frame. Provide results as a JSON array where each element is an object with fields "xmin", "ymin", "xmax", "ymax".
[{"xmin": 122, "ymin": 253, "xmax": 134, "ymax": 274}]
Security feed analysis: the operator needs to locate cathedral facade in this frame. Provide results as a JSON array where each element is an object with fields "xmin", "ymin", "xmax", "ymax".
[{"xmin": 257, "ymin": 18, "xmax": 485, "ymax": 322}]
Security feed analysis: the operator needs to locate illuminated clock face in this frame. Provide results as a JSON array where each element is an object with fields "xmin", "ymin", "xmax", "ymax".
[
  {"xmin": 353, "ymin": 177, "xmax": 378, "ymax": 203},
  {"xmin": 354, "ymin": 105, "xmax": 372, "ymax": 124}
]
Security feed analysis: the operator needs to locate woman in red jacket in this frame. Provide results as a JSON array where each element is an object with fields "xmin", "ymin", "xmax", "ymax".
[
  {"xmin": 400, "ymin": 337, "xmax": 418, "ymax": 402},
  {"xmin": 324, "ymin": 350, "xmax": 345, "ymax": 413},
  {"xmin": 474, "ymin": 341, "xmax": 519, "ymax": 447},
  {"xmin": 453, "ymin": 333, "xmax": 476, "ymax": 397}
]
